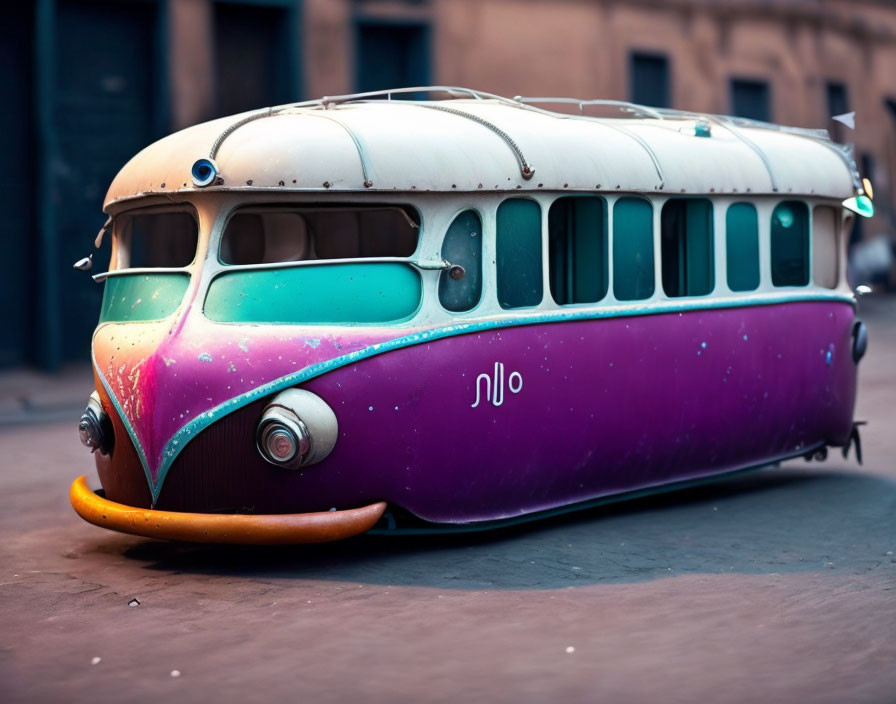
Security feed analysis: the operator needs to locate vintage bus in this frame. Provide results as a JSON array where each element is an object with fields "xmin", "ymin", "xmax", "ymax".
[{"xmin": 70, "ymin": 87, "xmax": 872, "ymax": 544}]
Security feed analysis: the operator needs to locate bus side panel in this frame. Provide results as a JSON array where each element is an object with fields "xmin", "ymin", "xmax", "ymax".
[{"xmin": 156, "ymin": 300, "xmax": 857, "ymax": 522}]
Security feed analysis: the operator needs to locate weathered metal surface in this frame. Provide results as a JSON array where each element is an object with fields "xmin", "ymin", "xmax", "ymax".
[
  {"xmin": 94, "ymin": 297, "xmax": 857, "ymax": 522},
  {"xmin": 103, "ymin": 93, "xmax": 856, "ymax": 207}
]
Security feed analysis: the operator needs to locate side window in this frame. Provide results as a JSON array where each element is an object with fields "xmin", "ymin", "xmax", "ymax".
[
  {"xmin": 220, "ymin": 205, "xmax": 419, "ymax": 264},
  {"xmin": 496, "ymin": 199, "xmax": 542, "ymax": 309},
  {"xmin": 613, "ymin": 198, "xmax": 654, "ymax": 301},
  {"xmin": 439, "ymin": 210, "xmax": 482, "ymax": 312},
  {"xmin": 726, "ymin": 203, "xmax": 760, "ymax": 292},
  {"xmin": 812, "ymin": 206, "xmax": 839, "ymax": 289},
  {"xmin": 661, "ymin": 198, "xmax": 714, "ymax": 297},
  {"xmin": 117, "ymin": 210, "xmax": 198, "ymax": 269},
  {"xmin": 548, "ymin": 197, "xmax": 608, "ymax": 305},
  {"xmin": 771, "ymin": 201, "xmax": 809, "ymax": 287}
]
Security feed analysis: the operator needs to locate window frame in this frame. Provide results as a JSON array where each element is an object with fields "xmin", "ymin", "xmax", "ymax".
[
  {"xmin": 770, "ymin": 200, "xmax": 810, "ymax": 288},
  {"xmin": 659, "ymin": 197, "xmax": 715, "ymax": 298},
  {"xmin": 547, "ymin": 195, "xmax": 609, "ymax": 307},
  {"xmin": 811, "ymin": 205, "xmax": 840, "ymax": 289},
  {"xmin": 438, "ymin": 207, "xmax": 485, "ymax": 314},
  {"xmin": 612, "ymin": 196, "xmax": 656, "ymax": 302},
  {"xmin": 216, "ymin": 202, "xmax": 423, "ymax": 267},
  {"xmin": 724, "ymin": 201, "xmax": 761, "ymax": 293},
  {"xmin": 110, "ymin": 204, "xmax": 200, "ymax": 272},
  {"xmin": 495, "ymin": 196, "xmax": 545, "ymax": 310}
]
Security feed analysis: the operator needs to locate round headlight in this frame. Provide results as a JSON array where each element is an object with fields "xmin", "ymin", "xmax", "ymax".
[
  {"xmin": 257, "ymin": 415, "xmax": 311, "ymax": 468},
  {"xmin": 255, "ymin": 389, "xmax": 338, "ymax": 469},
  {"xmin": 78, "ymin": 392, "xmax": 112, "ymax": 454}
]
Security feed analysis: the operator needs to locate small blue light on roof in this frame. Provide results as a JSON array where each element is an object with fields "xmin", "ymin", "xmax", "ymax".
[{"xmin": 191, "ymin": 158, "xmax": 218, "ymax": 188}]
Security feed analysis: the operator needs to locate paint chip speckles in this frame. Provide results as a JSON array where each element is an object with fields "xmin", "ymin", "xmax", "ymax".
[
  {"xmin": 304, "ymin": 338, "xmax": 321, "ymax": 348},
  {"xmin": 238, "ymin": 338, "xmax": 250, "ymax": 353},
  {"xmin": 197, "ymin": 352, "xmax": 213, "ymax": 363}
]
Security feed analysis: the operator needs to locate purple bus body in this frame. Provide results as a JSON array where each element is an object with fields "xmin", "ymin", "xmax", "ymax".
[{"xmin": 97, "ymin": 299, "xmax": 857, "ymax": 524}]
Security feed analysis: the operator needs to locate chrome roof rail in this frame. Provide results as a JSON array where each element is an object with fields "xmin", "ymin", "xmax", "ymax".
[
  {"xmin": 276, "ymin": 86, "xmax": 523, "ymax": 110},
  {"xmin": 297, "ymin": 111, "xmax": 375, "ymax": 188},
  {"xmin": 413, "ymin": 103, "xmax": 535, "ymax": 180},
  {"xmin": 513, "ymin": 96, "xmax": 665, "ymax": 120}
]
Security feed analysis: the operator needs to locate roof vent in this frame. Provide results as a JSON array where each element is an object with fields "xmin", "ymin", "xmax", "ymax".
[{"xmin": 694, "ymin": 120, "xmax": 712, "ymax": 138}]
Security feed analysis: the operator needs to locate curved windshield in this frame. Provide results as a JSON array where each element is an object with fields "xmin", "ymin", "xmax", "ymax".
[{"xmin": 113, "ymin": 208, "xmax": 198, "ymax": 270}]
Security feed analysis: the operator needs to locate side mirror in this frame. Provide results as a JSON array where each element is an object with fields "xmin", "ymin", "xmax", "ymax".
[{"xmin": 73, "ymin": 254, "xmax": 93, "ymax": 272}]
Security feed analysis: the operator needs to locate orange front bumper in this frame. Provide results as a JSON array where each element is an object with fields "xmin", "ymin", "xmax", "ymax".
[{"xmin": 69, "ymin": 476, "xmax": 387, "ymax": 545}]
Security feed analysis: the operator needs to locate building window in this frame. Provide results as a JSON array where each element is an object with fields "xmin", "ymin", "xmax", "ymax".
[
  {"xmin": 771, "ymin": 201, "xmax": 809, "ymax": 287},
  {"xmin": 725, "ymin": 203, "xmax": 760, "ymax": 292},
  {"xmin": 826, "ymin": 81, "xmax": 849, "ymax": 142},
  {"xmin": 731, "ymin": 78, "xmax": 771, "ymax": 122},
  {"xmin": 630, "ymin": 53, "xmax": 670, "ymax": 108},
  {"xmin": 812, "ymin": 206, "xmax": 839, "ymax": 289},
  {"xmin": 496, "ymin": 199, "xmax": 543, "ymax": 309},
  {"xmin": 355, "ymin": 21, "xmax": 430, "ymax": 93},
  {"xmin": 660, "ymin": 199, "xmax": 714, "ymax": 297},
  {"xmin": 213, "ymin": 3, "xmax": 292, "ymax": 118},
  {"xmin": 613, "ymin": 198, "xmax": 654, "ymax": 301},
  {"xmin": 548, "ymin": 197, "xmax": 608, "ymax": 305},
  {"xmin": 439, "ymin": 210, "xmax": 482, "ymax": 312}
]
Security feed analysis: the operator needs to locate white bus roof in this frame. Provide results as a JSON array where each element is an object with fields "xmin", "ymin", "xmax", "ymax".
[{"xmin": 104, "ymin": 87, "xmax": 859, "ymax": 209}]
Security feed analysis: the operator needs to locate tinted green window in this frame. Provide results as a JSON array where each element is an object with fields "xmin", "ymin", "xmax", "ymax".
[
  {"xmin": 204, "ymin": 264, "xmax": 421, "ymax": 324},
  {"xmin": 496, "ymin": 199, "xmax": 542, "ymax": 309},
  {"xmin": 725, "ymin": 203, "xmax": 760, "ymax": 291},
  {"xmin": 771, "ymin": 201, "xmax": 809, "ymax": 287},
  {"xmin": 613, "ymin": 198, "xmax": 654, "ymax": 301},
  {"xmin": 100, "ymin": 273, "xmax": 190, "ymax": 323},
  {"xmin": 548, "ymin": 197, "xmax": 608, "ymax": 305},
  {"xmin": 661, "ymin": 199, "xmax": 714, "ymax": 297},
  {"xmin": 439, "ymin": 210, "xmax": 482, "ymax": 312}
]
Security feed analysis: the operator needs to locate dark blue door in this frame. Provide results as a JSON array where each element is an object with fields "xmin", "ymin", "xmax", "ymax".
[
  {"xmin": 355, "ymin": 21, "xmax": 430, "ymax": 93},
  {"xmin": 213, "ymin": 3, "xmax": 293, "ymax": 118},
  {"xmin": 48, "ymin": 0, "xmax": 158, "ymax": 365},
  {"xmin": 0, "ymin": 3, "xmax": 35, "ymax": 366}
]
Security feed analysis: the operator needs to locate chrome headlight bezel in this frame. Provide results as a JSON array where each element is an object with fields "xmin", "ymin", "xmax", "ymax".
[
  {"xmin": 255, "ymin": 389, "xmax": 338, "ymax": 469},
  {"xmin": 79, "ymin": 391, "xmax": 113, "ymax": 455}
]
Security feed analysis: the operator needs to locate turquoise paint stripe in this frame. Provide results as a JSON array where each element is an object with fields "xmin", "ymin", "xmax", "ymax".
[{"xmin": 96, "ymin": 291, "xmax": 855, "ymax": 502}]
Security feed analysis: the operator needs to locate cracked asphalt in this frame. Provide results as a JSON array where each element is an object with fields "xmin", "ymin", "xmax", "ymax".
[{"xmin": 2, "ymin": 297, "xmax": 895, "ymax": 703}]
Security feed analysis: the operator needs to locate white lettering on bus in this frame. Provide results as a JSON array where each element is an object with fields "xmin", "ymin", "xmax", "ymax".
[{"xmin": 471, "ymin": 363, "xmax": 523, "ymax": 408}]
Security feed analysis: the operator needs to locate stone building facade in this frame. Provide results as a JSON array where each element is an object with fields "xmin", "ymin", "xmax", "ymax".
[{"xmin": 7, "ymin": 0, "xmax": 896, "ymax": 368}]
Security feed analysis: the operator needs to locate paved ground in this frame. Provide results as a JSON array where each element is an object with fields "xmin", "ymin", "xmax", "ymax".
[{"xmin": 1, "ymin": 298, "xmax": 894, "ymax": 703}]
